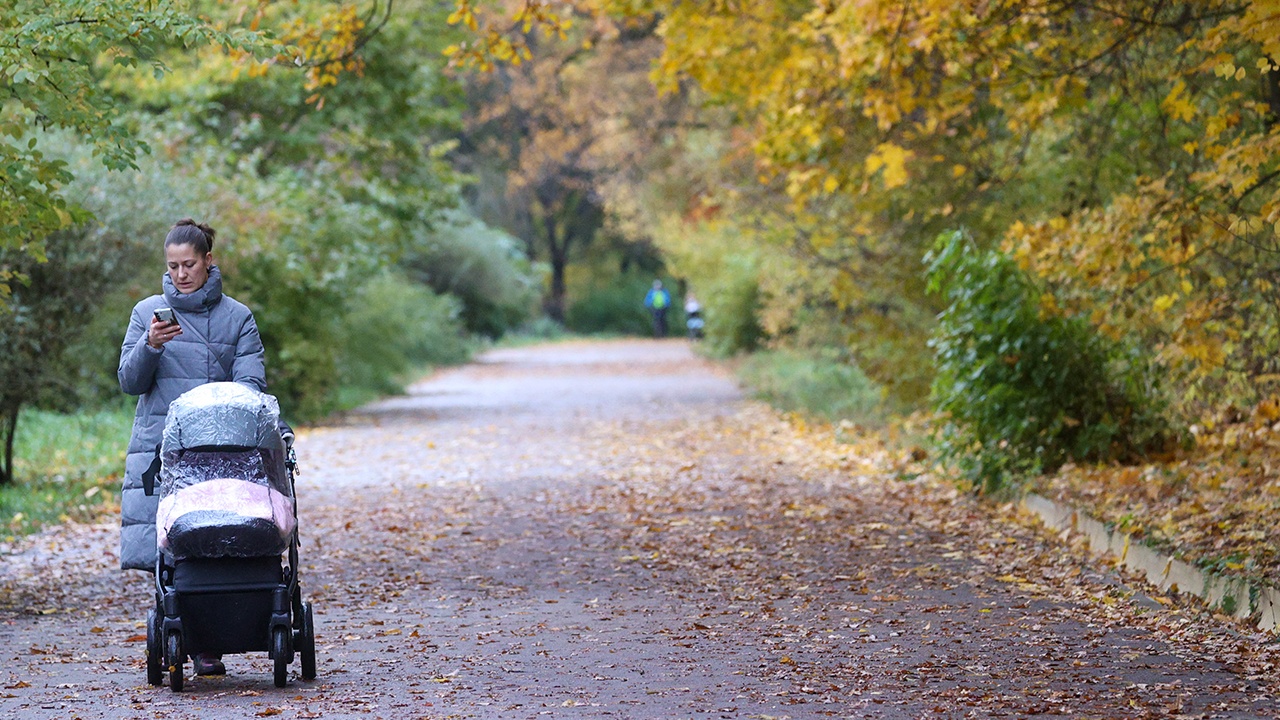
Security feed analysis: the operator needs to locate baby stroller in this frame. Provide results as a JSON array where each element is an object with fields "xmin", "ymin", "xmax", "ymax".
[
  {"xmin": 685, "ymin": 307, "xmax": 705, "ymax": 340},
  {"xmin": 143, "ymin": 382, "xmax": 316, "ymax": 691}
]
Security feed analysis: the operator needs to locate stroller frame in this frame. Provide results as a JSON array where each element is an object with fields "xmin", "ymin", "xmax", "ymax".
[{"xmin": 144, "ymin": 445, "xmax": 317, "ymax": 691}]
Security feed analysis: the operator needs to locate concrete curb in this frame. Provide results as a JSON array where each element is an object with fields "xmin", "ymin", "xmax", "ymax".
[{"xmin": 1020, "ymin": 493, "xmax": 1280, "ymax": 632}]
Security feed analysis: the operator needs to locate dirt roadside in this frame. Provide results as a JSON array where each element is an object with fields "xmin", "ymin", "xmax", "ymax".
[{"xmin": 1, "ymin": 339, "xmax": 1277, "ymax": 719}]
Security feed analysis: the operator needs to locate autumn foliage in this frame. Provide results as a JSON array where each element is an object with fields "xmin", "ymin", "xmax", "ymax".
[
  {"xmin": 447, "ymin": 1, "xmax": 1280, "ymax": 495},
  {"xmin": 616, "ymin": 1, "xmax": 1280, "ymax": 417}
]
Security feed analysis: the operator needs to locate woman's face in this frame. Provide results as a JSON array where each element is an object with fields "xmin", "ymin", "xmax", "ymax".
[{"xmin": 165, "ymin": 243, "xmax": 213, "ymax": 295}]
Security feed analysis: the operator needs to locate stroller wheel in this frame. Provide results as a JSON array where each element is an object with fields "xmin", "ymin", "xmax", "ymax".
[
  {"xmin": 166, "ymin": 632, "xmax": 184, "ymax": 692},
  {"xmin": 272, "ymin": 626, "xmax": 291, "ymax": 688},
  {"xmin": 298, "ymin": 602, "xmax": 317, "ymax": 681},
  {"xmin": 145, "ymin": 608, "xmax": 163, "ymax": 686}
]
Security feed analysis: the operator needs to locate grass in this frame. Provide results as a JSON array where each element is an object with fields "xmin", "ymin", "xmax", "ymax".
[
  {"xmin": 489, "ymin": 320, "xmax": 636, "ymax": 350},
  {"xmin": 735, "ymin": 347, "xmax": 886, "ymax": 425},
  {"xmin": 2, "ymin": 402, "xmax": 133, "ymax": 539}
]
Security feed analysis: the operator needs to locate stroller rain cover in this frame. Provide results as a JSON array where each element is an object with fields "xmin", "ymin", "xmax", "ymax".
[{"xmin": 156, "ymin": 382, "xmax": 295, "ymax": 561}]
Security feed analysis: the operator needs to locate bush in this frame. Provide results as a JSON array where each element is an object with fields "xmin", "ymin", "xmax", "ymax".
[
  {"xmin": 566, "ymin": 273, "xmax": 682, "ymax": 336},
  {"xmin": 738, "ymin": 348, "xmax": 884, "ymax": 424},
  {"xmin": 336, "ymin": 270, "xmax": 469, "ymax": 399},
  {"xmin": 651, "ymin": 219, "xmax": 763, "ymax": 355},
  {"xmin": 511, "ymin": 315, "xmax": 569, "ymax": 341},
  {"xmin": 924, "ymin": 231, "xmax": 1173, "ymax": 493},
  {"xmin": 400, "ymin": 209, "xmax": 538, "ymax": 338},
  {"xmin": 0, "ymin": 224, "xmax": 145, "ymax": 482}
]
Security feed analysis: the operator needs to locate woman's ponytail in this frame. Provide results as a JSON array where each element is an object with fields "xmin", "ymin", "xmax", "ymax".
[{"xmin": 165, "ymin": 218, "xmax": 216, "ymax": 254}]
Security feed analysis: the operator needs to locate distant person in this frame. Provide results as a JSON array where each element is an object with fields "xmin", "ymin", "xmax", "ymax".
[
  {"xmin": 644, "ymin": 280, "xmax": 671, "ymax": 338},
  {"xmin": 684, "ymin": 292, "xmax": 704, "ymax": 340}
]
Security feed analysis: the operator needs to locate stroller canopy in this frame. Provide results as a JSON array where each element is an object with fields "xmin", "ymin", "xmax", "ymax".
[
  {"xmin": 157, "ymin": 382, "xmax": 294, "ymax": 561},
  {"xmin": 163, "ymin": 381, "xmax": 283, "ymax": 453}
]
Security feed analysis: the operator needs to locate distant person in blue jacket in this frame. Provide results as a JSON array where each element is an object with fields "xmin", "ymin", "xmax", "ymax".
[{"xmin": 644, "ymin": 280, "xmax": 671, "ymax": 338}]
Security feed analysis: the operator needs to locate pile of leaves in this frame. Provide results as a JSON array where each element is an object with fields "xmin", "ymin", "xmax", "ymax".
[{"xmin": 1032, "ymin": 398, "xmax": 1280, "ymax": 586}]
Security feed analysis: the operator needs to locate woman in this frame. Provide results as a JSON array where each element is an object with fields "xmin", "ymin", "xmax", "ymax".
[{"xmin": 118, "ymin": 218, "xmax": 266, "ymax": 676}]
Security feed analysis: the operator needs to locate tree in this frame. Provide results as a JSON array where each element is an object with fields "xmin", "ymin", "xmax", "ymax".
[
  {"xmin": 0, "ymin": 227, "xmax": 142, "ymax": 484},
  {"xmin": 60, "ymin": 0, "xmax": 509, "ymax": 417},
  {"xmin": 457, "ymin": 4, "xmax": 683, "ymax": 321},
  {"xmin": 0, "ymin": 0, "xmax": 266, "ymax": 296},
  {"xmin": 572, "ymin": 0, "xmax": 1280, "ymax": 417}
]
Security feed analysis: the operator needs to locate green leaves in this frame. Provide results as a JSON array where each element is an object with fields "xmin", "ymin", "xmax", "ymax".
[
  {"xmin": 0, "ymin": 0, "xmax": 271, "ymax": 286},
  {"xmin": 925, "ymin": 231, "xmax": 1174, "ymax": 493}
]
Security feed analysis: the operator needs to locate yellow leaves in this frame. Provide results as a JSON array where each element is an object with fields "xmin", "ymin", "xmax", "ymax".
[
  {"xmin": 281, "ymin": 4, "xmax": 367, "ymax": 100},
  {"xmin": 1203, "ymin": 106, "xmax": 1242, "ymax": 141},
  {"xmin": 864, "ymin": 142, "xmax": 912, "ymax": 189},
  {"xmin": 445, "ymin": 1, "xmax": 564, "ymax": 71},
  {"xmin": 1037, "ymin": 291, "xmax": 1059, "ymax": 317},
  {"xmin": 447, "ymin": 2, "xmax": 480, "ymax": 32},
  {"xmin": 626, "ymin": 0, "xmax": 1280, "ymax": 419},
  {"xmin": 1254, "ymin": 396, "xmax": 1280, "ymax": 422},
  {"xmin": 1162, "ymin": 80, "xmax": 1196, "ymax": 122},
  {"xmin": 1184, "ymin": 341, "xmax": 1227, "ymax": 372},
  {"xmin": 1228, "ymin": 214, "xmax": 1264, "ymax": 237},
  {"xmin": 1213, "ymin": 60, "xmax": 1240, "ymax": 79}
]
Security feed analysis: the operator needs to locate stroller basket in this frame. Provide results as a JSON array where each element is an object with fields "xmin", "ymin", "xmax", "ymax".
[{"xmin": 173, "ymin": 557, "xmax": 281, "ymax": 655}]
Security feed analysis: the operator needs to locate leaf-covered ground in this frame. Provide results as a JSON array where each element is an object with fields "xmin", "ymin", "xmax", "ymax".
[
  {"xmin": 1, "ymin": 339, "xmax": 1277, "ymax": 718},
  {"xmin": 1035, "ymin": 401, "xmax": 1280, "ymax": 587}
]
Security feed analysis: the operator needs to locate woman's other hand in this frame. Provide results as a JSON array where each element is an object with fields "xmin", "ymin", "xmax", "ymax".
[{"xmin": 148, "ymin": 317, "xmax": 182, "ymax": 349}]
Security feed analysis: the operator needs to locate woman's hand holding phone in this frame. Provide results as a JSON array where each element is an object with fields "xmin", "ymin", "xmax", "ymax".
[{"xmin": 148, "ymin": 308, "xmax": 182, "ymax": 349}]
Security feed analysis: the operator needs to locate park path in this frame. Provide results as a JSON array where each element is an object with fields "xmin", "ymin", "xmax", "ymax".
[{"xmin": 1, "ymin": 338, "xmax": 1278, "ymax": 719}]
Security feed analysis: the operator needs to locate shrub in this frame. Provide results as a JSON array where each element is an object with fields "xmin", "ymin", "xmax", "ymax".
[
  {"xmin": 924, "ymin": 230, "xmax": 1173, "ymax": 493},
  {"xmin": 512, "ymin": 315, "xmax": 569, "ymax": 341},
  {"xmin": 400, "ymin": 209, "xmax": 538, "ymax": 338},
  {"xmin": 650, "ymin": 218, "xmax": 764, "ymax": 354},
  {"xmin": 0, "ymin": 226, "xmax": 139, "ymax": 483},
  {"xmin": 42, "ymin": 124, "xmax": 484, "ymax": 421},
  {"xmin": 566, "ymin": 272, "xmax": 682, "ymax": 336},
  {"xmin": 738, "ymin": 348, "xmax": 884, "ymax": 424},
  {"xmin": 336, "ymin": 270, "xmax": 469, "ymax": 399}
]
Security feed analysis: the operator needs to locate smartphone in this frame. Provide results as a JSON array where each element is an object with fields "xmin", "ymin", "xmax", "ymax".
[{"xmin": 153, "ymin": 307, "xmax": 177, "ymax": 325}]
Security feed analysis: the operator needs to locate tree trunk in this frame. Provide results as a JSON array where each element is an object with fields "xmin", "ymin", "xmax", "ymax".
[
  {"xmin": 1267, "ymin": 62, "xmax": 1280, "ymax": 122},
  {"xmin": 1, "ymin": 406, "xmax": 17, "ymax": 486},
  {"xmin": 546, "ymin": 226, "xmax": 568, "ymax": 323}
]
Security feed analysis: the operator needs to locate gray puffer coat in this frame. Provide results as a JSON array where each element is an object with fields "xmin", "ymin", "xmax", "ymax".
[{"xmin": 118, "ymin": 266, "xmax": 266, "ymax": 570}]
